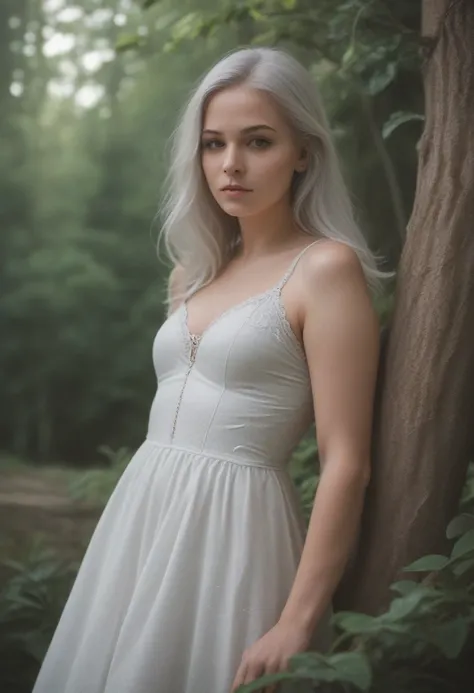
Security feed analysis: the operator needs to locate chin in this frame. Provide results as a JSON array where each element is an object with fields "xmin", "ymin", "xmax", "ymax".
[{"xmin": 220, "ymin": 202, "xmax": 256, "ymax": 217}]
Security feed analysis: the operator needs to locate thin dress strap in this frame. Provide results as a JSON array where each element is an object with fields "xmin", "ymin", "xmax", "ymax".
[{"xmin": 276, "ymin": 239, "xmax": 322, "ymax": 293}]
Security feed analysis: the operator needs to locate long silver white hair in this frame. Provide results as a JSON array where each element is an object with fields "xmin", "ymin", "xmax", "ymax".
[{"xmin": 158, "ymin": 46, "xmax": 393, "ymax": 313}]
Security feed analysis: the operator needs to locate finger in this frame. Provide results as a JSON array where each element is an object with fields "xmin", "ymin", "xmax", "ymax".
[
  {"xmin": 243, "ymin": 662, "xmax": 265, "ymax": 685},
  {"xmin": 231, "ymin": 662, "xmax": 247, "ymax": 692}
]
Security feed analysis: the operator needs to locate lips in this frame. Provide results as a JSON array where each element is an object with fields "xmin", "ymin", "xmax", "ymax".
[{"xmin": 221, "ymin": 185, "xmax": 251, "ymax": 192}]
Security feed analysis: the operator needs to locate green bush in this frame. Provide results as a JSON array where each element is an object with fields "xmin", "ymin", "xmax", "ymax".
[
  {"xmin": 0, "ymin": 535, "xmax": 78, "ymax": 693},
  {"xmin": 238, "ymin": 464, "xmax": 474, "ymax": 693},
  {"xmin": 67, "ymin": 444, "xmax": 132, "ymax": 506},
  {"xmin": 1, "ymin": 458, "xmax": 472, "ymax": 693}
]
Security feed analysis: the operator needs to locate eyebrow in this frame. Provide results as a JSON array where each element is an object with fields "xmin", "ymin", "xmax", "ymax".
[{"xmin": 201, "ymin": 125, "xmax": 277, "ymax": 135}]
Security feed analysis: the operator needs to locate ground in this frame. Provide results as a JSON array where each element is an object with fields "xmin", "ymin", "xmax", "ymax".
[{"xmin": 0, "ymin": 466, "xmax": 101, "ymax": 587}]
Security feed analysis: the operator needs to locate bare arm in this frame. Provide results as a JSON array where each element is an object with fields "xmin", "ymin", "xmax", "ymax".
[{"xmin": 279, "ymin": 242, "xmax": 380, "ymax": 635}]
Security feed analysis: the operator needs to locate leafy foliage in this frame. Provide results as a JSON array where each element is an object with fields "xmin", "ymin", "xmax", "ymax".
[
  {"xmin": 67, "ymin": 445, "xmax": 132, "ymax": 504},
  {"xmin": 0, "ymin": 536, "xmax": 78, "ymax": 692},
  {"xmin": 1, "ymin": 464, "xmax": 472, "ymax": 693},
  {"xmin": 236, "ymin": 466, "xmax": 474, "ymax": 692},
  {"xmin": 120, "ymin": 0, "xmax": 421, "ymax": 91},
  {"xmin": 382, "ymin": 111, "xmax": 425, "ymax": 140}
]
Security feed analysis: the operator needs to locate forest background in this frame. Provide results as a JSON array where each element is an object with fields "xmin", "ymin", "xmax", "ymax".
[
  {"xmin": 1, "ymin": 0, "xmax": 419, "ymax": 466},
  {"xmin": 3, "ymin": 2, "xmax": 474, "ymax": 693}
]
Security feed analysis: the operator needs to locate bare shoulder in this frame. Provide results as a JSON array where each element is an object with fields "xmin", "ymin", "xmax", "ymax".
[
  {"xmin": 300, "ymin": 240, "xmax": 371, "ymax": 307},
  {"xmin": 301, "ymin": 239, "xmax": 379, "ymax": 343},
  {"xmin": 301, "ymin": 239, "xmax": 378, "ymax": 335},
  {"xmin": 304, "ymin": 240, "xmax": 366, "ymax": 287}
]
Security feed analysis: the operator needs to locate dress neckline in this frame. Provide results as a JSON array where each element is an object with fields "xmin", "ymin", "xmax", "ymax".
[{"xmin": 182, "ymin": 239, "xmax": 322, "ymax": 344}]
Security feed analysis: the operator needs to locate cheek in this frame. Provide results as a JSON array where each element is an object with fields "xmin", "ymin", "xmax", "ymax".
[
  {"xmin": 258, "ymin": 149, "xmax": 296, "ymax": 186},
  {"xmin": 201, "ymin": 154, "xmax": 218, "ymax": 185}
]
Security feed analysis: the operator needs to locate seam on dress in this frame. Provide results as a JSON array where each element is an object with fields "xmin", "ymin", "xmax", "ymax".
[
  {"xmin": 199, "ymin": 312, "xmax": 249, "ymax": 452},
  {"xmin": 145, "ymin": 438, "xmax": 288, "ymax": 472}
]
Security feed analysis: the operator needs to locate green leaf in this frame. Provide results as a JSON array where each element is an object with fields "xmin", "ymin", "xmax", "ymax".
[
  {"xmin": 451, "ymin": 528, "xmax": 474, "ymax": 559},
  {"xmin": 390, "ymin": 580, "xmax": 418, "ymax": 596},
  {"xmin": 330, "ymin": 652, "xmax": 372, "ymax": 691},
  {"xmin": 235, "ymin": 670, "xmax": 311, "ymax": 692},
  {"xmin": 249, "ymin": 8, "xmax": 265, "ymax": 21},
  {"xmin": 288, "ymin": 653, "xmax": 336, "ymax": 682},
  {"xmin": 387, "ymin": 588, "xmax": 434, "ymax": 620},
  {"xmin": 447, "ymin": 513, "xmax": 474, "ymax": 538},
  {"xmin": 289, "ymin": 652, "xmax": 370, "ymax": 685},
  {"xmin": 142, "ymin": 0, "xmax": 162, "ymax": 8},
  {"xmin": 11, "ymin": 594, "xmax": 44, "ymax": 610},
  {"xmin": 404, "ymin": 554, "xmax": 449, "ymax": 572},
  {"xmin": 366, "ymin": 62, "xmax": 397, "ymax": 95},
  {"xmin": 288, "ymin": 651, "xmax": 327, "ymax": 671},
  {"xmin": 115, "ymin": 34, "xmax": 143, "ymax": 53},
  {"xmin": 170, "ymin": 12, "xmax": 203, "ymax": 42},
  {"xmin": 153, "ymin": 11, "xmax": 180, "ymax": 32},
  {"xmin": 342, "ymin": 43, "xmax": 356, "ymax": 68},
  {"xmin": 427, "ymin": 618, "xmax": 470, "ymax": 658},
  {"xmin": 1, "ymin": 559, "xmax": 25, "ymax": 572},
  {"xmin": 452, "ymin": 558, "xmax": 474, "ymax": 576},
  {"xmin": 332, "ymin": 612, "xmax": 376, "ymax": 633},
  {"xmin": 382, "ymin": 111, "xmax": 425, "ymax": 140}
]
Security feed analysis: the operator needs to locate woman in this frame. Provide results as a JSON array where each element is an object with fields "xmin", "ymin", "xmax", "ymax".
[{"xmin": 33, "ymin": 47, "xmax": 387, "ymax": 693}]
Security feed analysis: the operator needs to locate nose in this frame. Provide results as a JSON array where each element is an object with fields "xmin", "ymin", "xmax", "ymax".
[{"xmin": 223, "ymin": 144, "xmax": 242, "ymax": 175}]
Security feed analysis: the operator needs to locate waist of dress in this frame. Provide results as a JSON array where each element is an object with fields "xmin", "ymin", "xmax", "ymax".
[{"xmin": 144, "ymin": 437, "xmax": 289, "ymax": 473}]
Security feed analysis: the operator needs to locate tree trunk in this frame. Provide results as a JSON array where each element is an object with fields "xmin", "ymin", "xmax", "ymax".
[{"xmin": 334, "ymin": 0, "xmax": 474, "ymax": 615}]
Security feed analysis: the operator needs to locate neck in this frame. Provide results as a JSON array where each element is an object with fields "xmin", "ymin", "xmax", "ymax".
[{"xmin": 235, "ymin": 198, "xmax": 310, "ymax": 260}]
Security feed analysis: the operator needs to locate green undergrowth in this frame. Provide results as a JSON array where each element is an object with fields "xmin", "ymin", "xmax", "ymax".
[
  {"xmin": 66, "ymin": 445, "xmax": 132, "ymax": 505},
  {"xmin": 0, "ymin": 448, "xmax": 472, "ymax": 693},
  {"xmin": 241, "ymin": 463, "xmax": 474, "ymax": 693}
]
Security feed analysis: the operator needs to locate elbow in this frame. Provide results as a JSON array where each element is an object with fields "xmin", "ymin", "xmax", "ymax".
[{"xmin": 320, "ymin": 454, "xmax": 372, "ymax": 489}]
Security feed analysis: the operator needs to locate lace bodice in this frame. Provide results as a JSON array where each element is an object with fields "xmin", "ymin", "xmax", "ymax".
[{"xmin": 147, "ymin": 240, "xmax": 321, "ymax": 469}]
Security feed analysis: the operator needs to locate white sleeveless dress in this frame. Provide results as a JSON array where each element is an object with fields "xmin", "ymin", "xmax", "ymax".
[{"xmin": 33, "ymin": 240, "xmax": 333, "ymax": 693}]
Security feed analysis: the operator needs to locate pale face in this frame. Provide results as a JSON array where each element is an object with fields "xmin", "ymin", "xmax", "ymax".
[{"xmin": 200, "ymin": 85, "xmax": 307, "ymax": 219}]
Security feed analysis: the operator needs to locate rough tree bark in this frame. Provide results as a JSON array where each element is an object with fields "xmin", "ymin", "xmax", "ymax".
[{"xmin": 334, "ymin": 0, "xmax": 474, "ymax": 615}]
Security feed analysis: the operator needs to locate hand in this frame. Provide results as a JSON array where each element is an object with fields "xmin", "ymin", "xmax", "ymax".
[{"xmin": 230, "ymin": 619, "xmax": 311, "ymax": 693}]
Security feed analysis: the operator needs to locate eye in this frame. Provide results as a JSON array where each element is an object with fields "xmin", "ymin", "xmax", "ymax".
[
  {"xmin": 249, "ymin": 137, "xmax": 272, "ymax": 149},
  {"xmin": 201, "ymin": 139, "xmax": 224, "ymax": 150}
]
